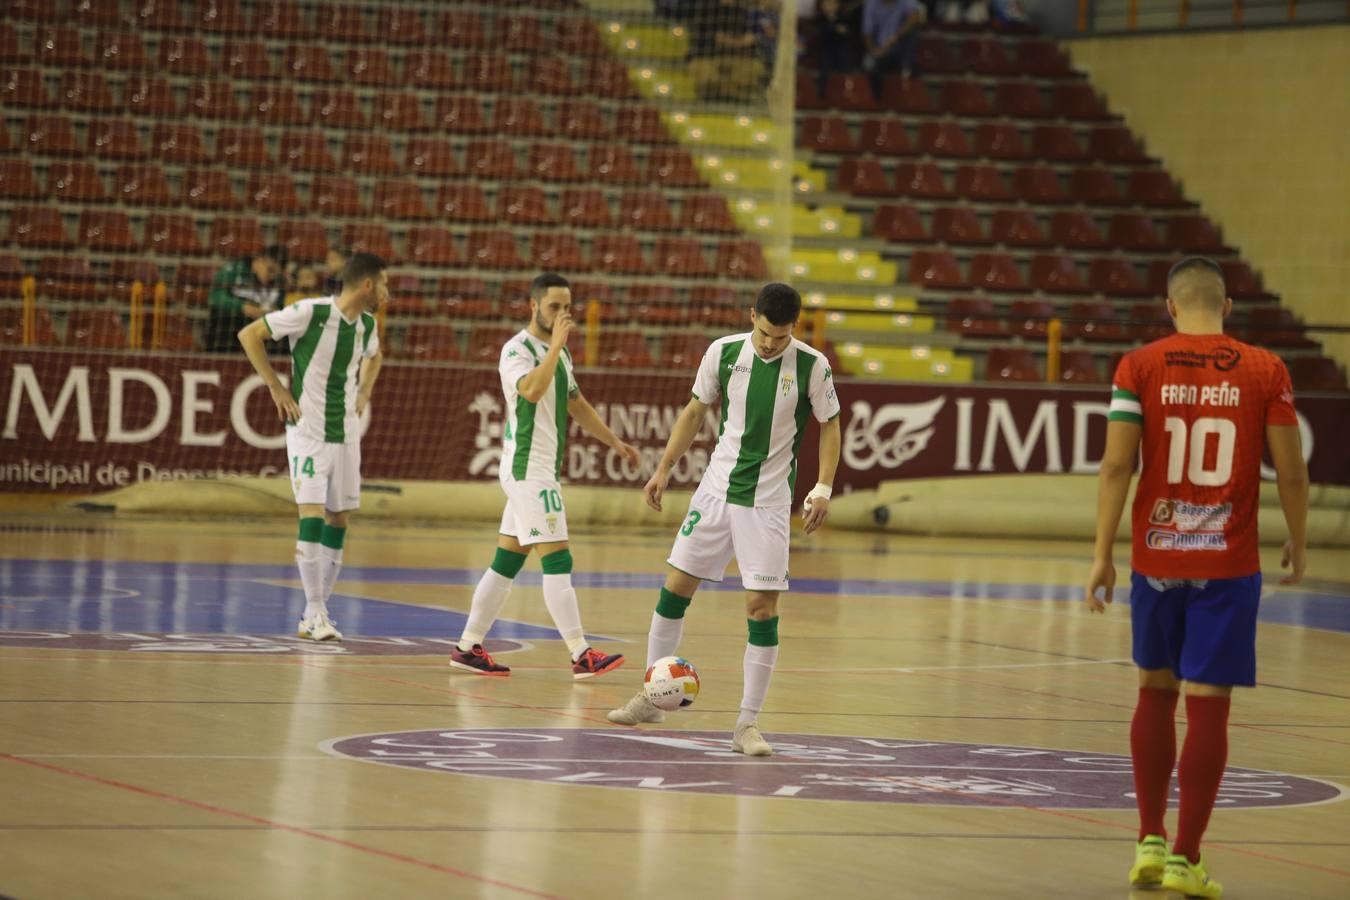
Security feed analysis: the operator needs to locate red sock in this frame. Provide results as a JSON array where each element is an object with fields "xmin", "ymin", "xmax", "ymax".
[
  {"xmin": 1173, "ymin": 694, "xmax": 1231, "ymax": 863},
  {"xmin": 1131, "ymin": 687, "xmax": 1180, "ymax": 842}
]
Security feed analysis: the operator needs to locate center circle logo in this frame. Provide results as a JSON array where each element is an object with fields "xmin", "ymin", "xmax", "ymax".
[{"xmin": 321, "ymin": 728, "xmax": 1344, "ymax": 810}]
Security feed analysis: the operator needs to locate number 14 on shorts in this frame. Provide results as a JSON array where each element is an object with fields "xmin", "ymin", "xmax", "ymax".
[{"xmin": 291, "ymin": 456, "xmax": 315, "ymax": 477}]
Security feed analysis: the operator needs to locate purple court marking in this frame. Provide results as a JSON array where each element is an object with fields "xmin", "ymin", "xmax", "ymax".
[
  {"xmin": 0, "ymin": 631, "xmax": 524, "ymax": 657},
  {"xmin": 321, "ymin": 729, "xmax": 1345, "ymax": 810}
]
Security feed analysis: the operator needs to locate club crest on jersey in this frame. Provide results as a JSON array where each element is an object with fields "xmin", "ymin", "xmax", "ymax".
[{"xmin": 780, "ymin": 374, "xmax": 795, "ymax": 396}]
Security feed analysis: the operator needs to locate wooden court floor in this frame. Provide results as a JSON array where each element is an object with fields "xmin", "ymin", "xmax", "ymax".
[{"xmin": 1, "ymin": 512, "xmax": 1348, "ymax": 899}]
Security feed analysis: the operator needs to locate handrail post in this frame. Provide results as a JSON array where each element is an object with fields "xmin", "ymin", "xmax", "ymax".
[
  {"xmin": 1046, "ymin": 318, "xmax": 1063, "ymax": 383},
  {"xmin": 21, "ymin": 275, "xmax": 36, "ymax": 346},
  {"xmin": 129, "ymin": 280, "xmax": 144, "ymax": 350},
  {"xmin": 811, "ymin": 308, "xmax": 826, "ymax": 351},
  {"xmin": 584, "ymin": 297, "xmax": 600, "ymax": 367},
  {"xmin": 152, "ymin": 281, "xmax": 167, "ymax": 349}
]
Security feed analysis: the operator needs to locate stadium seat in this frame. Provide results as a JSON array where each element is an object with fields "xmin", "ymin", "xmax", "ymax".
[
  {"xmin": 467, "ymin": 327, "xmax": 518, "ymax": 362},
  {"xmin": 1, "ymin": 68, "xmax": 50, "ymax": 107},
  {"xmin": 597, "ymin": 331, "xmax": 653, "ymax": 368},
  {"xmin": 527, "ymin": 143, "xmax": 583, "ymax": 182},
  {"xmin": 158, "ymin": 35, "xmax": 210, "ymax": 75},
  {"xmin": 1016, "ymin": 40, "xmax": 1073, "ymax": 78},
  {"xmin": 433, "ymin": 96, "xmax": 487, "ymax": 134},
  {"xmin": 24, "ymin": 115, "xmax": 79, "ymax": 156},
  {"xmin": 583, "ymin": 60, "xmax": 637, "ymax": 99},
  {"xmin": 367, "ymin": 92, "xmax": 422, "ymax": 133},
  {"xmin": 375, "ymin": 180, "xmax": 432, "ymax": 221},
  {"xmin": 249, "ymin": 85, "xmax": 304, "ymax": 126},
  {"xmin": 404, "ymin": 50, "xmax": 456, "ymax": 89},
  {"xmin": 557, "ymin": 100, "xmax": 609, "ymax": 141},
  {"xmin": 501, "ymin": 15, "xmax": 545, "ymax": 52},
  {"xmin": 406, "ymin": 227, "xmax": 460, "ymax": 268},
  {"xmin": 589, "ymin": 144, "xmax": 643, "ymax": 183},
  {"xmin": 343, "ymin": 134, "xmax": 398, "ymax": 175},
  {"xmin": 436, "ymin": 12, "xmax": 487, "ymax": 50},
  {"xmin": 313, "ymin": 89, "xmax": 366, "ymax": 129},
  {"xmin": 197, "ymin": 0, "xmax": 247, "ymax": 34},
  {"xmin": 438, "ymin": 278, "xmax": 494, "ymax": 320},
  {"xmin": 9, "ymin": 207, "xmax": 72, "ymax": 248},
  {"xmin": 0, "ymin": 159, "xmax": 40, "ymax": 199},
  {"xmin": 1244, "ymin": 306, "xmax": 1309, "ymax": 347},
  {"xmin": 114, "ymin": 164, "xmax": 172, "ymax": 206},
  {"xmin": 974, "ymin": 123, "xmax": 1035, "ymax": 161},
  {"xmin": 1088, "ymin": 257, "xmax": 1150, "ymax": 296},
  {"xmin": 915, "ymin": 36, "xmax": 961, "ymax": 74},
  {"xmin": 465, "ymin": 230, "xmax": 525, "ymax": 270},
  {"xmin": 254, "ymin": 1, "xmax": 310, "ymax": 38},
  {"xmin": 342, "ymin": 223, "xmax": 395, "ymax": 262},
  {"xmin": 59, "ymin": 72, "xmax": 115, "ymax": 112},
  {"xmin": 836, "ymin": 158, "xmax": 894, "ymax": 197},
  {"xmin": 216, "ymin": 126, "xmax": 271, "ymax": 168},
  {"xmin": 531, "ymin": 233, "xmax": 588, "ymax": 272},
  {"xmin": 1128, "ymin": 170, "xmax": 1189, "ymax": 208},
  {"xmin": 218, "ymin": 39, "xmax": 270, "ymax": 80},
  {"xmin": 277, "ymin": 220, "xmax": 327, "ymax": 262},
  {"xmin": 1090, "ymin": 126, "xmax": 1150, "ymax": 164},
  {"xmin": 646, "ymin": 149, "xmax": 703, "ymax": 188},
  {"xmin": 282, "ymin": 45, "xmax": 334, "ymax": 82},
  {"xmin": 66, "ymin": 309, "xmax": 126, "ymax": 349},
  {"xmin": 0, "ymin": 24, "xmax": 21, "ymax": 64},
  {"xmin": 591, "ymin": 234, "xmax": 650, "ymax": 275},
  {"xmin": 465, "ymin": 139, "xmax": 518, "ymax": 180},
  {"xmin": 1070, "ymin": 168, "xmax": 1128, "ymax": 207},
  {"xmin": 1060, "ymin": 350, "xmax": 1103, "ymax": 384},
  {"xmin": 209, "ymin": 216, "xmax": 264, "ymax": 258},
  {"xmin": 1050, "ymin": 212, "xmax": 1108, "ymax": 249},
  {"xmin": 153, "ymin": 312, "xmax": 198, "ymax": 352},
  {"xmin": 993, "ymin": 81, "xmax": 1053, "ymax": 119},
  {"xmin": 954, "ymin": 165, "xmax": 1014, "ymax": 202},
  {"xmin": 94, "ymin": 31, "xmax": 148, "ymax": 70},
  {"xmin": 498, "ymin": 185, "xmax": 556, "ymax": 226},
  {"xmin": 183, "ymin": 168, "xmax": 240, "ymax": 210},
  {"xmin": 88, "ymin": 119, "xmax": 145, "ymax": 160},
  {"xmin": 560, "ymin": 188, "xmax": 612, "ymax": 229},
  {"xmin": 1029, "ymin": 254, "xmax": 1088, "ymax": 293},
  {"xmin": 1287, "ymin": 356, "xmax": 1347, "ymax": 392},
  {"xmin": 795, "ymin": 72, "xmax": 826, "ymax": 109},
  {"xmin": 989, "ymin": 209, "xmax": 1050, "ymax": 247},
  {"xmin": 406, "ymin": 138, "xmax": 460, "ymax": 177},
  {"xmin": 136, "ymin": 0, "xmax": 187, "ymax": 31},
  {"xmin": 681, "ymin": 194, "xmax": 737, "ymax": 233},
  {"xmin": 961, "ymin": 38, "xmax": 1015, "ymax": 76},
  {"xmin": 528, "ymin": 56, "xmax": 576, "ymax": 96},
  {"xmin": 985, "ymin": 346, "xmax": 1040, "ymax": 382},
  {"xmin": 1065, "ymin": 300, "xmax": 1127, "ymax": 341},
  {"xmin": 1006, "ymin": 298, "xmax": 1056, "ymax": 339},
  {"xmin": 124, "ymin": 76, "xmax": 177, "ymax": 116},
  {"xmin": 436, "ymin": 184, "xmax": 492, "ymax": 222},
  {"xmin": 1107, "ymin": 213, "xmax": 1166, "ymax": 252},
  {"xmin": 873, "ymin": 204, "xmax": 927, "ymax": 243},
  {"xmin": 970, "ymin": 253, "xmax": 1028, "ymax": 292},
  {"xmin": 79, "ymin": 210, "xmax": 137, "ymax": 252},
  {"xmin": 174, "ymin": 263, "xmax": 216, "ymax": 307},
  {"xmin": 1032, "ymin": 125, "xmax": 1089, "ymax": 163},
  {"xmin": 0, "ymin": 306, "xmax": 58, "ymax": 346},
  {"xmin": 246, "ymin": 173, "xmax": 300, "ymax": 214},
  {"xmin": 493, "ymin": 97, "xmax": 551, "ymax": 137},
  {"xmin": 1128, "ymin": 301, "xmax": 1174, "ymax": 341},
  {"xmin": 1052, "ymin": 83, "xmax": 1111, "ymax": 121},
  {"xmin": 917, "ymin": 121, "xmax": 975, "ymax": 158},
  {"xmin": 880, "ymin": 76, "xmax": 938, "ymax": 113},
  {"xmin": 824, "ymin": 73, "xmax": 878, "ymax": 111},
  {"xmin": 940, "ymin": 80, "xmax": 995, "ymax": 118},
  {"xmin": 896, "ymin": 162, "xmax": 954, "ymax": 199},
  {"xmin": 1218, "ymin": 260, "xmax": 1274, "ymax": 302},
  {"xmin": 619, "ymin": 191, "xmax": 676, "ymax": 232},
  {"xmin": 660, "ymin": 333, "xmax": 713, "ymax": 369},
  {"xmin": 187, "ymin": 81, "xmax": 244, "ymax": 120},
  {"xmin": 320, "ymin": 4, "xmax": 367, "ymax": 42},
  {"xmin": 1014, "ymin": 165, "xmax": 1071, "ymax": 205},
  {"xmin": 281, "ymin": 131, "xmax": 335, "ymax": 171},
  {"xmin": 311, "ymin": 175, "xmax": 363, "ymax": 217},
  {"xmin": 556, "ymin": 16, "xmax": 605, "ymax": 56},
  {"xmin": 946, "ymin": 297, "xmax": 1005, "ymax": 336},
  {"xmin": 909, "ymin": 250, "xmax": 968, "ymax": 290},
  {"xmin": 655, "ymin": 238, "xmax": 715, "ymax": 278},
  {"xmin": 614, "ymin": 106, "xmax": 673, "ymax": 144},
  {"xmin": 858, "ymin": 119, "xmax": 913, "ymax": 156},
  {"xmin": 400, "ymin": 323, "xmax": 462, "ymax": 361},
  {"xmin": 801, "ymin": 116, "xmax": 856, "ymax": 154},
  {"xmin": 37, "ymin": 26, "xmax": 89, "ymax": 67},
  {"xmin": 344, "ymin": 48, "xmax": 393, "ymax": 86},
  {"xmin": 464, "ymin": 54, "xmax": 514, "ymax": 92},
  {"xmin": 38, "ymin": 258, "xmax": 101, "ymax": 301},
  {"xmin": 1166, "ymin": 215, "xmax": 1231, "ymax": 253},
  {"xmin": 376, "ymin": 6, "xmax": 426, "ymax": 44},
  {"xmin": 932, "ymin": 207, "xmax": 989, "ymax": 245},
  {"xmin": 47, "ymin": 162, "xmax": 108, "ymax": 203}
]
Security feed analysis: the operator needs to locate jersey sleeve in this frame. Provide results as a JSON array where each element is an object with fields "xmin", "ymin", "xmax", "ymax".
[
  {"xmin": 808, "ymin": 355, "xmax": 841, "ymax": 422},
  {"xmin": 1265, "ymin": 356, "xmax": 1298, "ymax": 426},
  {"xmin": 1108, "ymin": 352, "xmax": 1144, "ymax": 425},
  {"xmin": 563, "ymin": 348, "xmax": 580, "ymax": 399},
  {"xmin": 362, "ymin": 322, "xmax": 380, "ymax": 359},
  {"xmin": 692, "ymin": 342, "xmax": 722, "ymax": 405},
  {"xmin": 262, "ymin": 301, "xmax": 312, "ymax": 341},
  {"xmin": 499, "ymin": 338, "xmax": 534, "ymax": 392}
]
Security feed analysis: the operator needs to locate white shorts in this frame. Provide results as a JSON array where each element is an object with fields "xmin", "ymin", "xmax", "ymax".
[
  {"xmin": 499, "ymin": 477, "xmax": 570, "ymax": 546},
  {"xmin": 285, "ymin": 429, "xmax": 361, "ymax": 511},
  {"xmin": 667, "ymin": 490, "xmax": 790, "ymax": 591}
]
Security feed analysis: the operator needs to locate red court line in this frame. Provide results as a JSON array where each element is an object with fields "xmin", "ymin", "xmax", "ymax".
[{"xmin": 0, "ymin": 752, "xmax": 564, "ymax": 899}]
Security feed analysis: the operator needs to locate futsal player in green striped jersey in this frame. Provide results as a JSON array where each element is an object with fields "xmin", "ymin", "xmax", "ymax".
[
  {"xmin": 450, "ymin": 273, "xmax": 639, "ymax": 680},
  {"xmin": 238, "ymin": 252, "xmax": 388, "ymax": 642},
  {"xmin": 609, "ymin": 283, "xmax": 842, "ymax": 756}
]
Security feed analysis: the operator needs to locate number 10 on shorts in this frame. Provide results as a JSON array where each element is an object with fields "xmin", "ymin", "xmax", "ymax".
[{"xmin": 539, "ymin": 488, "xmax": 563, "ymax": 513}]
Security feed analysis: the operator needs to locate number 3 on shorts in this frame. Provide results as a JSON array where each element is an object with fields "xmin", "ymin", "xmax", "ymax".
[
  {"xmin": 291, "ymin": 456, "xmax": 315, "ymax": 477},
  {"xmin": 681, "ymin": 510, "xmax": 701, "ymax": 536}
]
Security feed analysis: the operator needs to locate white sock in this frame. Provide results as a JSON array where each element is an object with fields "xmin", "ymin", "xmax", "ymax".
[
  {"xmin": 458, "ymin": 568, "xmax": 513, "ymax": 651},
  {"xmin": 737, "ymin": 643, "xmax": 779, "ymax": 729},
  {"xmin": 647, "ymin": 613, "xmax": 684, "ymax": 669},
  {"xmin": 320, "ymin": 545, "xmax": 343, "ymax": 603},
  {"xmin": 297, "ymin": 542, "xmax": 325, "ymax": 620},
  {"xmin": 542, "ymin": 572, "xmax": 588, "ymax": 660}
]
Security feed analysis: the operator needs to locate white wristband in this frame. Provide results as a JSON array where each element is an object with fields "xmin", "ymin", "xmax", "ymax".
[{"xmin": 803, "ymin": 483, "xmax": 832, "ymax": 511}]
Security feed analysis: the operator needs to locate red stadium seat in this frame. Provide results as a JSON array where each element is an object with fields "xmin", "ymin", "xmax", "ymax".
[
  {"xmin": 557, "ymin": 100, "xmax": 609, "ymax": 141},
  {"xmin": 158, "ymin": 35, "xmax": 210, "ymax": 75},
  {"xmin": 1065, "ymin": 300, "xmax": 1127, "ymax": 341},
  {"xmin": 531, "ymin": 233, "xmax": 588, "ymax": 272},
  {"xmin": 1052, "ymin": 83, "xmax": 1112, "ymax": 121},
  {"xmin": 370, "ymin": 93, "xmax": 425, "ymax": 133},
  {"xmin": 343, "ymin": 134, "xmax": 398, "ymax": 175},
  {"xmin": 801, "ymin": 116, "xmax": 857, "ymax": 154},
  {"xmin": 406, "ymin": 227, "xmax": 461, "ymax": 268},
  {"xmin": 615, "ymin": 107, "xmax": 673, "ymax": 144},
  {"xmin": 343, "ymin": 48, "xmax": 393, "ymax": 87},
  {"xmin": 281, "ymin": 131, "xmax": 335, "ymax": 172},
  {"xmin": 1218, "ymin": 260, "xmax": 1274, "ymax": 302},
  {"xmin": 1014, "ymin": 166, "xmax": 1071, "ymax": 205},
  {"xmin": 115, "ymin": 164, "xmax": 172, "ymax": 206},
  {"xmin": 1060, "ymin": 350, "xmax": 1103, "ymax": 384},
  {"xmin": 1244, "ymin": 306, "xmax": 1309, "ymax": 347},
  {"xmin": 144, "ymin": 213, "xmax": 204, "ymax": 256},
  {"xmin": 376, "ymin": 7, "xmax": 426, "ymax": 45},
  {"xmin": 493, "ymin": 97, "xmax": 551, "ymax": 137},
  {"xmin": 597, "ymin": 330, "xmax": 654, "ymax": 368},
  {"xmin": 1070, "ymin": 168, "xmax": 1128, "ymax": 207},
  {"xmin": 47, "ymin": 161, "xmax": 108, "ymax": 203},
  {"xmin": 645, "ymin": 148, "xmax": 703, "ymax": 188},
  {"xmin": 1090, "ymin": 126, "xmax": 1150, "ymax": 164},
  {"xmin": 917, "ymin": 121, "xmax": 975, "ymax": 158},
  {"xmin": 1287, "ymin": 357, "xmax": 1347, "ymax": 392},
  {"xmin": 990, "ymin": 209, "xmax": 1050, "ymax": 247},
  {"xmin": 0, "ymin": 24, "xmax": 23, "ymax": 64},
  {"xmin": 464, "ymin": 54, "xmax": 514, "ymax": 92},
  {"xmin": 36, "ymin": 26, "xmax": 89, "ymax": 67},
  {"xmin": 970, "ymin": 253, "xmax": 1028, "ymax": 292},
  {"xmin": 1016, "ymin": 40, "xmax": 1072, "ymax": 78},
  {"xmin": 254, "ymin": 1, "xmax": 311, "ymax": 38},
  {"xmin": 946, "ymin": 297, "xmax": 1004, "ymax": 337},
  {"xmin": 88, "ymin": 119, "xmax": 144, "ymax": 160},
  {"xmin": 1107, "ymin": 213, "xmax": 1166, "ymax": 252},
  {"xmin": 1128, "ymin": 301, "xmax": 1174, "ymax": 341},
  {"xmin": 400, "ymin": 323, "xmax": 462, "ymax": 362},
  {"xmin": 940, "ymin": 80, "xmax": 994, "ymax": 118},
  {"xmin": 282, "ymin": 45, "xmax": 334, "ymax": 82},
  {"xmin": 915, "ymin": 36, "xmax": 961, "ymax": 74},
  {"xmin": 314, "ymin": 89, "xmax": 367, "ymax": 129},
  {"xmin": 0, "ymin": 159, "xmax": 40, "ymax": 199},
  {"xmin": 908, "ymin": 250, "xmax": 968, "ymax": 290},
  {"xmin": 79, "ymin": 210, "xmax": 137, "ymax": 252},
  {"xmin": 1029, "ymin": 254, "xmax": 1088, "ymax": 294},
  {"xmin": 342, "ymin": 223, "xmax": 395, "ymax": 262},
  {"xmin": 249, "ymin": 85, "xmax": 305, "ymax": 126},
  {"xmin": 993, "ymin": 81, "xmax": 1053, "ymax": 119},
  {"xmin": 873, "ymin": 204, "xmax": 927, "ymax": 243},
  {"xmin": 197, "ymin": 0, "xmax": 247, "ymax": 34},
  {"xmin": 433, "ymin": 96, "xmax": 487, "ymax": 134},
  {"xmin": 67, "ymin": 309, "xmax": 127, "ymax": 349},
  {"xmin": 498, "ymin": 184, "xmax": 556, "ymax": 226},
  {"xmin": 932, "ymin": 207, "xmax": 989, "ymax": 245},
  {"xmin": 589, "ymin": 145, "xmax": 643, "ymax": 184},
  {"xmin": 500, "ymin": 16, "xmax": 545, "ymax": 53},
  {"xmin": 985, "ymin": 347, "xmax": 1040, "ymax": 382},
  {"xmin": 974, "ymin": 123, "xmax": 1035, "ymax": 161},
  {"xmin": 680, "ymin": 194, "xmax": 737, "ymax": 234},
  {"xmin": 374, "ymin": 180, "xmax": 432, "ymax": 221},
  {"xmin": 436, "ymin": 12, "xmax": 488, "ymax": 50},
  {"xmin": 1050, "ymin": 212, "xmax": 1108, "ymax": 250},
  {"xmin": 560, "ymin": 188, "xmax": 612, "ymax": 229},
  {"xmin": 153, "ymin": 313, "xmax": 198, "ymax": 351},
  {"xmin": 961, "ymin": 38, "xmax": 1015, "ymax": 76},
  {"xmin": 246, "ymin": 172, "xmax": 301, "ymax": 214},
  {"xmin": 458, "ymin": 140, "xmax": 515, "ymax": 181},
  {"xmin": 405, "ymin": 139, "xmax": 459, "ymax": 178},
  {"xmin": 404, "ymin": 50, "xmax": 456, "ymax": 90},
  {"xmin": 858, "ymin": 119, "xmax": 913, "ymax": 156},
  {"xmin": 824, "ymin": 73, "xmax": 879, "ymax": 112},
  {"xmin": 1166, "ymin": 215, "xmax": 1231, "ymax": 254},
  {"xmin": 436, "ymin": 184, "xmax": 492, "ymax": 222},
  {"xmin": 38, "ymin": 258, "xmax": 102, "ymax": 301},
  {"xmin": 465, "ymin": 230, "xmax": 525, "ymax": 270},
  {"xmin": 556, "ymin": 17, "xmax": 605, "ymax": 56},
  {"xmin": 24, "ymin": 115, "xmax": 79, "ymax": 156},
  {"xmin": 896, "ymin": 163, "xmax": 954, "ymax": 199},
  {"xmin": 655, "ymin": 237, "xmax": 714, "ymax": 278},
  {"xmin": 1008, "ymin": 298, "xmax": 1056, "ymax": 339},
  {"xmin": 59, "ymin": 72, "xmax": 115, "ymax": 113},
  {"xmin": 1128, "ymin": 171, "xmax": 1189, "ymax": 209},
  {"xmin": 467, "ymin": 327, "xmax": 519, "ymax": 363},
  {"xmin": 583, "ymin": 60, "xmax": 637, "ymax": 99},
  {"xmin": 660, "ymin": 333, "xmax": 713, "ymax": 368},
  {"xmin": 94, "ymin": 31, "xmax": 148, "ymax": 70},
  {"xmin": 527, "ymin": 143, "xmax": 583, "ymax": 182},
  {"xmin": 215, "ymin": 126, "xmax": 270, "ymax": 168},
  {"xmin": 619, "ymin": 191, "xmax": 676, "ymax": 232},
  {"xmin": 187, "ymin": 81, "xmax": 243, "ymax": 120},
  {"xmin": 880, "ymin": 76, "xmax": 938, "ymax": 114},
  {"xmin": 72, "ymin": 0, "xmax": 126, "ymax": 27},
  {"xmin": 1, "ymin": 68, "xmax": 50, "ymax": 107},
  {"xmin": 311, "ymin": 175, "xmax": 363, "ymax": 217},
  {"xmin": 277, "ymin": 220, "xmax": 327, "ymax": 262},
  {"xmin": 796, "ymin": 72, "xmax": 825, "ymax": 109},
  {"xmin": 591, "ymin": 234, "xmax": 650, "ymax": 275},
  {"xmin": 954, "ymin": 165, "xmax": 1014, "ymax": 202},
  {"xmin": 209, "ymin": 216, "xmax": 264, "ymax": 258},
  {"xmin": 320, "ymin": 5, "xmax": 367, "ymax": 42},
  {"xmin": 1089, "ymin": 257, "xmax": 1150, "ymax": 296},
  {"xmin": 124, "ymin": 76, "xmax": 177, "ymax": 117},
  {"xmin": 183, "ymin": 168, "xmax": 240, "ymax": 210},
  {"xmin": 836, "ymin": 158, "xmax": 894, "ymax": 197},
  {"xmin": 1032, "ymin": 125, "xmax": 1089, "ymax": 163},
  {"xmin": 0, "ymin": 306, "xmax": 58, "ymax": 346},
  {"xmin": 527, "ymin": 56, "xmax": 576, "ymax": 96}
]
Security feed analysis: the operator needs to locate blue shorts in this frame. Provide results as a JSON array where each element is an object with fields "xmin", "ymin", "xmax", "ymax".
[{"xmin": 1129, "ymin": 571, "xmax": 1261, "ymax": 687}]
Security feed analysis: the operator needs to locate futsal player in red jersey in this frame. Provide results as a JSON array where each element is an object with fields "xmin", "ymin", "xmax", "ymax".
[{"xmin": 1085, "ymin": 257, "xmax": 1309, "ymax": 897}]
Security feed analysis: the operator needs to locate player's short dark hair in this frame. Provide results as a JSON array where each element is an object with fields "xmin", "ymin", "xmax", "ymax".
[
  {"xmin": 341, "ymin": 252, "xmax": 386, "ymax": 286},
  {"xmin": 530, "ymin": 272, "xmax": 571, "ymax": 300},
  {"xmin": 1167, "ymin": 256, "xmax": 1225, "ymax": 289},
  {"xmin": 754, "ymin": 282, "xmax": 802, "ymax": 326},
  {"xmin": 259, "ymin": 245, "xmax": 286, "ymax": 265}
]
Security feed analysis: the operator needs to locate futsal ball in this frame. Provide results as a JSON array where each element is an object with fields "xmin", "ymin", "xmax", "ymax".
[{"xmin": 643, "ymin": 656, "xmax": 700, "ymax": 711}]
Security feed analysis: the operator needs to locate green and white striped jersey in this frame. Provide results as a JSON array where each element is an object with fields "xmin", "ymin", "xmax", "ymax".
[
  {"xmin": 499, "ymin": 329, "xmax": 579, "ymax": 483},
  {"xmin": 694, "ymin": 335, "xmax": 840, "ymax": 508},
  {"xmin": 263, "ymin": 297, "xmax": 379, "ymax": 444}
]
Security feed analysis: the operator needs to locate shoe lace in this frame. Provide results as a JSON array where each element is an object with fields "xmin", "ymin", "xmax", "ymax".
[
  {"xmin": 579, "ymin": 648, "xmax": 604, "ymax": 667},
  {"xmin": 474, "ymin": 646, "xmax": 498, "ymax": 665}
]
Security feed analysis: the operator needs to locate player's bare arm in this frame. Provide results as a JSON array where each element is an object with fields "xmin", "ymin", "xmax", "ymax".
[
  {"xmin": 802, "ymin": 417, "xmax": 841, "ymax": 535},
  {"xmin": 644, "ymin": 396, "xmax": 710, "ymax": 512},
  {"xmin": 1086, "ymin": 419, "xmax": 1142, "ymax": 612},
  {"xmin": 237, "ymin": 318, "xmax": 300, "ymax": 424},
  {"xmin": 356, "ymin": 347, "xmax": 383, "ymax": 416},
  {"xmin": 568, "ymin": 392, "xmax": 639, "ymax": 465},
  {"xmin": 1267, "ymin": 423, "xmax": 1310, "ymax": 585},
  {"xmin": 516, "ymin": 310, "xmax": 573, "ymax": 403}
]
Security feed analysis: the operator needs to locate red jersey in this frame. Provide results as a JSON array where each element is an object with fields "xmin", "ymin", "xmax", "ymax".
[{"xmin": 1109, "ymin": 332, "xmax": 1297, "ymax": 579}]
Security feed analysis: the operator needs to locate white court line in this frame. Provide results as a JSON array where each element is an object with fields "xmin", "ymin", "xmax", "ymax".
[{"xmin": 784, "ymin": 659, "xmax": 1131, "ymax": 674}]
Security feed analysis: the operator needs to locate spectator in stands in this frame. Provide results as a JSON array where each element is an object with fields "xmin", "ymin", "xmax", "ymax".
[
  {"xmin": 687, "ymin": 0, "xmax": 766, "ymax": 102},
  {"xmin": 749, "ymin": 0, "xmax": 781, "ymax": 73},
  {"xmin": 813, "ymin": 0, "xmax": 864, "ymax": 96},
  {"xmin": 862, "ymin": 0, "xmax": 925, "ymax": 97},
  {"xmin": 286, "ymin": 266, "xmax": 322, "ymax": 307},
  {"xmin": 206, "ymin": 247, "xmax": 285, "ymax": 353},
  {"xmin": 322, "ymin": 248, "xmax": 348, "ymax": 295},
  {"xmin": 940, "ymin": 0, "xmax": 990, "ymax": 24}
]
